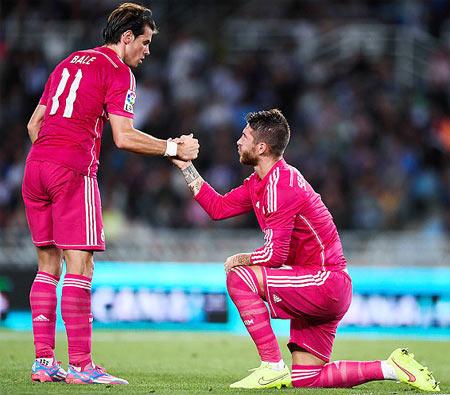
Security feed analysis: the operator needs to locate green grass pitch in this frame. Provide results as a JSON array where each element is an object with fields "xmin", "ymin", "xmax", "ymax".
[{"xmin": 0, "ymin": 330, "xmax": 448, "ymax": 394}]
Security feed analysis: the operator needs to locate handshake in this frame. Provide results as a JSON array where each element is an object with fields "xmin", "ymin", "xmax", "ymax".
[{"xmin": 167, "ymin": 133, "xmax": 199, "ymax": 170}]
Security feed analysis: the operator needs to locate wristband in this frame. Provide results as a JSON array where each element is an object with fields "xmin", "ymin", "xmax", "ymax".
[{"xmin": 164, "ymin": 140, "xmax": 178, "ymax": 157}]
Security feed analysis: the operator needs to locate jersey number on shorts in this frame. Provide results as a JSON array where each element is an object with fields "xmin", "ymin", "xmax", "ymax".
[{"xmin": 49, "ymin": 68, "xmax": 83, "ymax": 118}]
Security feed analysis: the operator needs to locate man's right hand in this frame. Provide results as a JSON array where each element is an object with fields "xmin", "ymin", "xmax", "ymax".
[{"xmin": 175, "ymin": 134, "xmax": 199, "ymax": 161}]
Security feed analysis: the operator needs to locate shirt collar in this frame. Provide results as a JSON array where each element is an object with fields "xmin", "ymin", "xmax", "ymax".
[
  {"xmin": 254, "ymin": 158, "xmax": 285, "ymax": 194},
  {"xmin": 94, "ymin": 46, "xmax": 123, "ymax": 63},
  {"xmin": 258, "ymin": 158, "xmax": 285, "ymax": 181}
]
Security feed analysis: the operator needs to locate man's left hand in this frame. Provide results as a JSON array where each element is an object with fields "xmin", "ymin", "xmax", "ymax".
[{"xmin": 224, "ymin": 253, "xmax": 251, "ymax": 273}]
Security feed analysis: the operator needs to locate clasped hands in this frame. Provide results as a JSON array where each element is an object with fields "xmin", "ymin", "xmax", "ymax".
[
  {"xmin": 171, "ymin": 134, "xmax": 199, "ymax": 163},
  {"xmin": 169, "ymin": 134, "xmax": 198, "ymax": 169}
]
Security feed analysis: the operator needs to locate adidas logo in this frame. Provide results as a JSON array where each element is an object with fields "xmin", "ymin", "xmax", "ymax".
[
  {"xmin": 33, "ymin": 314, "xmax": 50, "ymax": 322},
  {"xmin": 273, "ymin": 294, "xmax": 282, "ymax": 303}
]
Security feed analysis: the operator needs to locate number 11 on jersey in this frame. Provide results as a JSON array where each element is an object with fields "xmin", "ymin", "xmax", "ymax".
[{"xmin": 49, "ymin": 68, "xmax": 83, "ymax": 118}]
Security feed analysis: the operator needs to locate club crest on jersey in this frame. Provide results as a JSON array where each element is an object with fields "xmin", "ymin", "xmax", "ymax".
[{"xmin": 124, "ymin": 90, "xmax": 136, "ymax": 113}]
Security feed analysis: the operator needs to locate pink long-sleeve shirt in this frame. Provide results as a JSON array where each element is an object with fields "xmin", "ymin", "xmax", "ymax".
[
  {"xmin": 28, "ymin": 47, "xmax": 135, "ymax": 178},
  {"xmin": 195, "ymin": 159, "xmax": 347, "ymax": 272}
]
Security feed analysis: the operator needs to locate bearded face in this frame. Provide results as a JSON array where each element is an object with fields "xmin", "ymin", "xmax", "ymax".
[
  {"xmin": 239, "ymin": 145, "xmax": 259, "ymax": 166},
  {"xmin": 237, "ymin": 125, "xmax": 260, "ymax": 166}
]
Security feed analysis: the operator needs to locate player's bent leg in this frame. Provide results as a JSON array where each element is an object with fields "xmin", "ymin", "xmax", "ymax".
[
  {"xmin": 291, "ymin": 346, "xmax": 440, "ymax": 391},
  {"xmin": 227, "ymin": 266, "xmax": 281, "ymax": 363},
  {"xmin": 291, "ymin": 343, "xmax": 385, "ymax": 388},
  {"xmin": 291, "ymin": 360, "xmax": 384, "ymax": 388},
  {"xmin": 30, "ymin": 246, "xmax": 66, "ymax": 382},
  {"xmin": 227, "ymin": 266, "xmax": 290, "ymax": 389},
  {"xmin": 387, "ymin": 348, "xmax": 440, "ymax": 392}
]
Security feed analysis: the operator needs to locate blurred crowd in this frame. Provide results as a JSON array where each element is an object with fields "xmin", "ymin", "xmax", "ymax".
[{"xmin": 1, "ymin": 0, "xmax": 450, "ymax": 236}]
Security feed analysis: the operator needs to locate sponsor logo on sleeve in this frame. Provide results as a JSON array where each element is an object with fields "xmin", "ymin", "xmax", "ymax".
[{"xmin": 124, "ymin": 90, "xmax": 136, "ymax": 113}]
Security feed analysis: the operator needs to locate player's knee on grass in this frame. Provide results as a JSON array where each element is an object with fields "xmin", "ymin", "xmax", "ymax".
[{"xmin": 289, "ymin": 344, "xmax": 326, "ymax": 366}]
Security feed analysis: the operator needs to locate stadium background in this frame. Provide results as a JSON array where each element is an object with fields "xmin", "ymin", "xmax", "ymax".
[{"xmin": 1, "ymin": 0, "xmax": 450, "ymax": 364}]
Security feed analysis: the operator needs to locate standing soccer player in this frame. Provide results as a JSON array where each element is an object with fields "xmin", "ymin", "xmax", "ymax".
[
  {"xmin": 171, "ymin": 109, "xmax": 440, "ymax": 391},
  {"xmin": 22, "ymin": 2, "xmax": 199, "ymax": 385}
]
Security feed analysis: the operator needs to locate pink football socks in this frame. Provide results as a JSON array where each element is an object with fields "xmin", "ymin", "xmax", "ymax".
[
  {"xmin": 292, "ymin": 361, "xmax": 384, "ymax": 387},
  {"xmin": 30, "ymin": 271, "xmax": 59, "ymax": 359},
  {"xmin": 61, "ymin": 274, "xmax": 93, "ymax": 369},
  {"xmin": 226, "ymin": 267, "xmax": 282, "ymax": 363}
]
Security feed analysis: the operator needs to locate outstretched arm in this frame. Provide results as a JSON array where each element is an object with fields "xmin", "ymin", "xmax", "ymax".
[
  {"xmin": 172, "ymin": 158, "xmax": 254, "ymax": 271},
  {"xmin": 171, "ymin": 159, "xmax": 204, "ymax": 196},
  {"xmin": 109, "ymin": 115, "xmax": 199, "ymax": 160},
  {"xmin": 171, "ymin": 158, "xmax": 253, "ymax": 220}
]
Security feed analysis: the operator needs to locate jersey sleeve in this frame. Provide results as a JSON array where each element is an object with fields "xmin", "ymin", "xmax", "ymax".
[
  {"xmin": 39, "ymin": 76, "xmax": 52, "ymax": 106},
  {"xmin": 195, "ymin": 180, "xmax": 253, "ymax": 220},
  {"xmin": 104, "ymin": 67, "xmax": 136, "ymax": 119},
  {"xmin": 250, "ymin": 182, "xmax": 300, "ymax": 268}
]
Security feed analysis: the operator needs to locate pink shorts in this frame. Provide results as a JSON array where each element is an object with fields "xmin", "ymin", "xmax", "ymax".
[
  {"xmin": 22, "ymin": 160, "xmax": 105, "ymax": 251},
  {"xmin": 261, "ymin": 266, "xmax": 352, "ymax": 362}
]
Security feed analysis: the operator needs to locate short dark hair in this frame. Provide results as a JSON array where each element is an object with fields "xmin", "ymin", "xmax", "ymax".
[
  {"xmin": 246, "ymin": 109, "xmax": 290, "ymax": 157},
  {"xmin": 103, "ymin": 3, "xmax": 158, "ymax": 45}
]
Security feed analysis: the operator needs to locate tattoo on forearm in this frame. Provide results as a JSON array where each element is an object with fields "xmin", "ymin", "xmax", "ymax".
[
  {"xmin": 237, "ymin": 254, "xmax": 251, "ymax": 266},
  {"xmin": 182, "ymin": 164, "xmax": 203, "ymax": 195},
  {"xmin": 182, "ymin": 164, "xmax": 200, "ymax": 184},
  {"xmin": 189, "ymin": 179, "xmax": 202, "ymax": 195}
]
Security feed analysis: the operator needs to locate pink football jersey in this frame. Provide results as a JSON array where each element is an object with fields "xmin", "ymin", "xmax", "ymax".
[
  {"xmin": 28, "ymin": 47, "xmax": 136, "ymax": 177},
  {"xmin": 195, "ymin": 159, "xmax": 347, "ymax": 271}
]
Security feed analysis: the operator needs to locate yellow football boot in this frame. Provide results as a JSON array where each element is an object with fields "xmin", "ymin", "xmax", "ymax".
[
  {"xmin": 387, "ymin": 348, "xmax": 440, "ymax": 392},
  {"xmin": 230, "ymin": 362, "xmax": 291, "ymax": 389}
]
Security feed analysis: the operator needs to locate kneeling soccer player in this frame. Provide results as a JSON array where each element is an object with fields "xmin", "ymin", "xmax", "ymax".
[{"xmin": 171, "ymin": 109, "xmax": 440, "ymax": 391}]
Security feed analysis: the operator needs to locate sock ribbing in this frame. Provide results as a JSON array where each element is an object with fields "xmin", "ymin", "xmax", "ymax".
[
  {"xmin": 30, "ymin": 271, "xmax": 59, "ymax": 359},
  {"xmin": 61, "ymin": 274, "xmax": 93, "ymax": 368}
]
